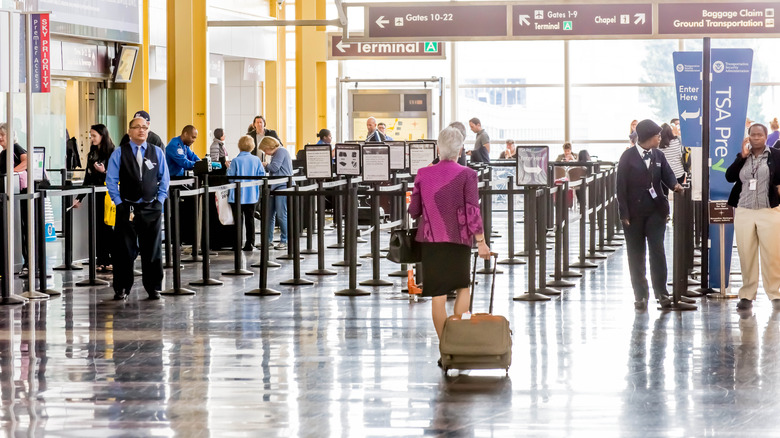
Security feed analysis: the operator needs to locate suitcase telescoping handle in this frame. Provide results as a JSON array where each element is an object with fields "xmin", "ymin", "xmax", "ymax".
[{"xmin": 469, "ymin": 251, "xmax": 499, "ymax": 314}]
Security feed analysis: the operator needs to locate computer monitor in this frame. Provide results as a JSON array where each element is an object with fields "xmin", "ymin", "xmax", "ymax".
[{"xmin": 113, "ymin": 45, "xmax": 139, "ymax": 83}]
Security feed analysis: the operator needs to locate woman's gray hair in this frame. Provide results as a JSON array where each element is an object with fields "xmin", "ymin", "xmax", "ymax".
[
  {"xmin": 437, "ymin": 126, "xmax": 464, "ymax": 161},
  {"xmin": 0, "ymin": 123, "xmax": 17, "ymax": 144},
  {"xmin": 447, "ymin": 121, "xmax": 467, "ymax": 141}
]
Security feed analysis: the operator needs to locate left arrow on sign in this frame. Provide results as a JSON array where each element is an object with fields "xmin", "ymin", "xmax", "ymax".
[
  {"xmin": 681, "ymin": 109, "xmax": 700, "ymax": 120},
  {"xmin": 376, "ymin": 15, "xmax": 390, "ymax": 28},
  {"xmin": 336, "ymin": 39, "xmax": 350, "ymax": 53},
  {"xmin": 518, "ymin": 14, "xmax": 530, "ymax": 26},
  {"xmin": 634, "ymin": 13, "xmax": 646, "ymax": 25}
]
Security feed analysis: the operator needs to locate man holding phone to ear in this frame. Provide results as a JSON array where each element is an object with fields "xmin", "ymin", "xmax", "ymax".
[{"xmin": 617, "ymin": 119, "xmax": 694, "ymax": 311}]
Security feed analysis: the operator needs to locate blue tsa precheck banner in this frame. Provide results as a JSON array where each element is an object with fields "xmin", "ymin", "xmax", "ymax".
[
  {"xmin": 673, "ymin": 51, "xmax": 703, "ymax": 148},
  {"xmin": 708, "ymin": 48, "xmax": 753, "ymax": 291}
]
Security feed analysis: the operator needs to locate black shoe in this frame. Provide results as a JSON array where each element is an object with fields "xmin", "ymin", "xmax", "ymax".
[
  {"xmin": 773, "ymin": 299, "xmax": 780, "ymax": 311},
  {"xmin": 634, "ymin": 298, "xmax": 648, "ymax": 311},
  {"xmin": 659, "ymin": 296, "xmax": 696, "ymax": 310},
  {"xmin": 437, "ymin": 358, "xmax": 443, "ymax": 369},
  {"xmin": 253, "ymin": 211, "xmax": 262, "ymax": 221},
  {"xmin": 679, "ymin": 296, "xmax": 696, "ymax": 304},
  {"xmin": 113, "ymin": 290, "xmax": 129, "ymax": 301},
  {"xmin": 737, "ymin": 298, "xmax": 753, "ymax": 310},
  {"xmin": 147, "ymin": 291, "xmax": 161, "ymax": 300}
]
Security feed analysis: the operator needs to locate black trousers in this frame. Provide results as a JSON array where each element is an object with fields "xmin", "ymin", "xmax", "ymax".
[
  {"xmin": 624, "ymin": 211, "xmax": 669, "ymax": 301},
  {"xmin": 112, "ymin": 201, "xmax": 163, "ymax": 294},
  {"xmin": 235, "ymin": 203, "xmax": 256, "ymax": 247}
]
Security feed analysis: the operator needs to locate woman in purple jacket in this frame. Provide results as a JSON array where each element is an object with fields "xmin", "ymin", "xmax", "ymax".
[{"xmin": 408, "ymin": 126, "xmax": 491, "ymax": 348}]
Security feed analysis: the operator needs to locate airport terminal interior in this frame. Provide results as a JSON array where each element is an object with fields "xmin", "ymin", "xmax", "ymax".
[{"xmin": 2, "ymin": 0, "xmax": 780, "ymax": 436}]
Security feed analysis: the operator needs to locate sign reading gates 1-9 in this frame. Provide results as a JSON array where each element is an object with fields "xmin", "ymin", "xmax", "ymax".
[{"xmin": 515, "ymin": 146, "xmax": 549, "ymax": 187}]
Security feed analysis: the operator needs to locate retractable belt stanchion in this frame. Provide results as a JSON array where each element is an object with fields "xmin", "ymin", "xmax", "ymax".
[
  {"xmin": 0, "ymin": 193, "xmax": 25, "ymax": 305},
  {"xmin": 477, "ymin": 177, "xmax": 502, "ymax": 275},
  {"xmin": 335, "ymin": 183, "xmax": 370, "ymax": 296},
  {"xmin": 333, "ymin": 177, "xmax": 361, "ymax": 268},
  {"xmin": 223, "ymin": 181, "xmax": 253, "ymax": 276},
  {"xmin": 307, "ymin": 181, "xmax": 337, "ymax": 276},
  {"xmin": 36, "ymin": 192, "xmax": 59, "ymax": 296},
  {"xmin": 54, "ymin": 172, "xmax": 81, "ymax": 271},
  {"xmin": 585, "ymin": 173, "xmax": 608, "ymax": 261},
  {"xmin": 514, "ymin": 188, "xmax": 550, "ymax": 302},
  {"xmin": 360, "ymin": 183, "xmax": 393, "ymax": 287},
  {"xmin": 328, "ymin": 189, "xmax": 344, "ymax": 249},
  {"xmin": 498, "ymin": 175, "xmax": 525, "ymax": 266},
  {"xmin": 160, "ymin": 188, "xmax": 196, "ymax": 296},
  {"xmin": 163, "ymin": 196, "xmax": 173, "ymax": 269},
  {"xmin": 606, "ymin": 169, "xmax": 624, "ymax": 243},
  {"xmin": 596, "ymin": 173, "xmax": 616, "ymax": 253},
  {"xmin": 569, "ymin": 175, "xmax": 598, "ymax": 269},
  {"xmin": 301, "ymin": 186, "xmax": 317, "ymax": 255},
  {"xmin": 182, "ymin": 177, "xmax": 201, "ymax": 263},
  {"xmin": 388, "ymin": 181, "xmax": 410, "ymax": 278},
  {"xmin": 670, "ymin": 184, "xmax": 697, "ymax": 312},
  {"xmin": 277, "ymin": 176, "xmax": 302, "ymax": 261},
  {"xmin": 548, "ymin": 181, "xmax": 576, "ymax": 288},
  {"xmin": 18, "ymin": 191, "xmax": 49, "ymax": 300},
  {"xmin": 190, "ymin": 176, "xmax": 223, "ymax": 287},
  {"xmin": 247, "ymin": 182, "xmax": 282, "ymax": 296},
  {"xmin": 557, "ymin": 180, "xmax": 583, "ymax": 279},
  {"xmin": 75, "ymin": 187, "xmax": 110, "ymax": 287},
  {"xmin": 280, "ymin": 185, "xmax": 314, "ymax": 286},
  {"xmin": 536, "ymin": 187, "xmax": 561, "ymax": 296}
]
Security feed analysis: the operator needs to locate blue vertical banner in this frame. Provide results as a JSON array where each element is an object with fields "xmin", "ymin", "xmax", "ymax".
[
  {"xmin": 708, "ymin": 48, "xmax": 753, "ymax": 290},
  {"xmin": 30, "ymin": 14, "xmax": 41, "ymax": 93},
  {"xmin": 672, "ymin": 52, "xmax": 703, "ymax": 148}
]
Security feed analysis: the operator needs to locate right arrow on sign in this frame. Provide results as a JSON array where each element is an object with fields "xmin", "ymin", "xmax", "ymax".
[
  {"xmin": 518, "ymin": 14, "xmax": 530, "ymax": 26},
  {"xmin": 681, "ymin": 109, "xmax": 700, "ymax": 120},
  {"xmin": 634, "ymin": 13, "xmax": 646, "ymax": 25},
  {"xmin": 376, "ymin": 15, "xmax": 390, "ymax": 28}
]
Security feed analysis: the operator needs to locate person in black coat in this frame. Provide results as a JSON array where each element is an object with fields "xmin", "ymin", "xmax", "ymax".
[
  {"xmin": 616, "ymin": 119, "xmax": 694, "ymax": 311},
  {"xmin": 246, "ymin": 115, "xmax": 282, "ymax": 158}
]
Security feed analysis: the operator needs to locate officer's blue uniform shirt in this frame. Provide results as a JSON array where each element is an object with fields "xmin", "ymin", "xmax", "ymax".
[
  {"xmin": 165, "ymin": 136, "xmax": 200, "ymax": 177},
  {"xmin": 106, "ymin": 141, "xmax": 170, "ymax": 206}
]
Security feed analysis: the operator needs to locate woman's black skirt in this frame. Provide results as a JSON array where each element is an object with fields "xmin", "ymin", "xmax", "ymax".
[{"xmin": 420, "ymin": 242, "xmax": 471, "ymax": 297}]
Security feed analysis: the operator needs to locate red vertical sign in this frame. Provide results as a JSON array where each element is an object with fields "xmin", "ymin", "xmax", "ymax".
[{"xmin": 40, "ymin": 13, "xmax": 50, "ymax": 93}]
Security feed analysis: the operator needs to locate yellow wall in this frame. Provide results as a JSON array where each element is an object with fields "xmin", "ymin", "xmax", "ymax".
[{"xmin": 295, "ymin": 0, "xmax": 327, "ymax": 151}]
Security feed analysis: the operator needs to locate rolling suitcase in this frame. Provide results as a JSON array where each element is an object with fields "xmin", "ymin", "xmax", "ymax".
[{"xmin": 439, "ymin": 252, "xmax": 512, "ymax": 374}]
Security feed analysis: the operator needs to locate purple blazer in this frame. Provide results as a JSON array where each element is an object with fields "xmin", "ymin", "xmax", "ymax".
[{"xmin": 408, "ymin": 160, "xmax": 484, "ymax": 246}]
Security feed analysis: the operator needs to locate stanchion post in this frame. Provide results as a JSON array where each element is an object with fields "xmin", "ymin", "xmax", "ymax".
[
  {"xmin": 190, "ymin": 176, "xmax": 223, "ymax": 286},
  {"xmin": 182, "ymin": 177, "xmax": 201, "ymax": 263},
  {"xmin": 301, "ymin": 186, "xmax": 317, "ymax": 254},
  {"xmin": 360, "ymin": 183, "xmax": 393, "ymax": 286},
  {"xmin": 332, "ymin": 178, "xmax": 361, "ymax": 268},
  {"xmin": 514, "ymin": 188, "xmax": 550, "ymax": 302},
  {"xmin": 335, "ymin": 183, "xmax": 370, "ymax": 296},
  {"xmin": 389, "ymin": 181, "xmax": 410, "ymax": 277},
  {"xmin": 307, "ymin": 181, "xmax": 337, "ymax": 276},
  {"xmin": 569, "ymin": 176, "xmax": 598, "ymax": 269},
  {"xmin": 161, "ymin": 188, "xmax": 196, "ymax": 295},
  {"xmin": 536, "ymin": 187, "xmax": 561, "ymax": 296},
  {"xmin": 477, "ymin": 175, "xmax": 503, "ymax": 275},
  {"xmin": 223, "ymin": 181, "xmax": 253, "ymax": 276},
  {"xmin": 548, "ymin": 182, "xmax": 576, "ymax": 287},
  {"xmin": 328, "ymin": 183, "xmax": 345, "ymax": 249},
  {"xmin": 585, "ymin": 174, "xmax": 608, "ymax": 260},
  {"xmin": 75, "ymin": 187, "xmax": 109, "ymax": 287},
  {"xmin": 247, "ymin": 181, "xmax": 282, "ymax": 296},
  {"xmin": 558, "ymin": 180, "xmax": 583, "ymax": 278},
  {"xmin": 498, "ymin": 175, "xmax": 525, "ymax": 266},
  {"xmin": 54, "ymin": 175, "xmax": 81, "ymax": 271},
  {"xmin": 669, "ymin": 184, "xmax": 698, "ymax": 311},
  {"xmin": 36, "ymin": 192, "xmax": 59, "ymax": 295},
  {"xmin": 280, "ymin": 186, "xmax": 314, "ymax": 286},
  {"xmin": 0, "ymin": 193, "xmax": 25, "ymax": 305},
  {"xmin": 163, "ymin": 196, "xmax": 173, "ymax": 269}
]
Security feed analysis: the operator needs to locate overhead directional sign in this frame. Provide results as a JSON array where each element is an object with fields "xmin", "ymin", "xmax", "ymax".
[
  {"xmin": 512, "ymin": 4, "xmax": 652, "ymax": 36},
  {"xmin": 672, "ymin": 51, "xmax": 703, "ymax": 148},
  {"xmin": 366, "ymin": 4, "xmax": 507, "ymax": 39},
  {"xmin": 328, "ymin": 34, "xmax": 445, "ymax": 60},
  {"xmin": 659, "ymin": 2, "xmax": 780, "ymax": 35}
]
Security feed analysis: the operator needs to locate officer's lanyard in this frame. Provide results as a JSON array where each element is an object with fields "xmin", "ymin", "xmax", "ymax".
[{"xmin": 750, "ymin": 152, "xmax": 764, "ymax": 179}]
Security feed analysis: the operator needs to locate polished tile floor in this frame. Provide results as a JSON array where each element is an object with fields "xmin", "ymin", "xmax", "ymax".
[{"xmin": 1, "ymin": 217, "xmax": 776, "ymax": 437}]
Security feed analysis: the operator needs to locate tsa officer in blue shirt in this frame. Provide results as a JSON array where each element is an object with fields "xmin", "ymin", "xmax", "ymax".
[
  {"xmin": 165, "ymin": 125, "xmax": 200, "ymax": 177},
  {"xmin": 106, "ymin": 115, "xmax": 170, "ymax": 301}
]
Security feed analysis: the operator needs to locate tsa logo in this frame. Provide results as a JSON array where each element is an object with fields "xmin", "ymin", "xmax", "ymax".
[
  {"xmin": 713, "ymin": 61, "xmax": 725, "ymax": 73},
  {"xmin": 676, "ymin": 64, "xmax": 684, "ymax": 73}
]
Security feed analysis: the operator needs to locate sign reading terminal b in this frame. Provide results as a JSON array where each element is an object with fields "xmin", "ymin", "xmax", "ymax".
[{"xmin": 659, "ymin": 2, "xmax": 780, "ymax": 35}]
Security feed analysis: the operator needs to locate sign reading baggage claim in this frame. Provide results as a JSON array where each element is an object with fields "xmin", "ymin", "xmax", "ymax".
[
  {"xmin": 512, "ymin": 4, "xmax": 652, "ymax": 37},
  {"xmin": 658, "ymin": 2, "xmax": 780, "ymax": 35},
  {"xmin": 328, "ymin": 34, "xmax": 444, "ymax": 60}
]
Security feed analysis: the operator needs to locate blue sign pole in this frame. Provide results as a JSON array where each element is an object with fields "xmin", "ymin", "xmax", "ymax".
[
  {"xmin": 708, "ymin": 48, "xmax": 753, "ymax": 291},
  {"xmin": 673, "ymin": 52, "xmax": 703, "ymax": 148}
]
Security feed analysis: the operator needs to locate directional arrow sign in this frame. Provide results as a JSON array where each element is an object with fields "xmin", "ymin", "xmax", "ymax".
[
  {"xmin": 328, "ymin": 34, "xmax": 445, "ymax": 60},
  {"xmin": 512, "ymin": 4, "xmax": 652, "ymax": 36},
  {"xmin": 659, "ymin": 2, "xmax": 780, "ymax": 35},
  {"xmin": 366, "ymin": 4, "xmax": 507, "ymax": 39},
  {"xmin": 672, "ymin": 51, "xmax": 703, "ymax": 148}
]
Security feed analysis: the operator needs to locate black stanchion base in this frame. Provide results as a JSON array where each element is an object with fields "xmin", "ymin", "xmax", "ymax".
[
  {"xmin": 332, "ymin": 260, "xmax": 362, "ymax": 267},
  {"xmin": 181, "ymin": 257, "xmax": 201, "ymax": 263},
  {"xmin": 694, "ymin": 287, "xmax": 718, "ymax": 295},
  {"xmin": 306, "ymin": 268, "xmax": 338, "ymax": 276},
  {"xmin": 657, "ymin": 302, "xmax": 697, "ymax": 311},
  {"xmin": 335, "ymin": 288, "xmax": 371, "ymax": 296},
  {"xmin": 683, "ymin": 289, "xmax": 704, "ymax": 298},
  {"xmin": 476, "ymin": 267, "xmax": 503, "ymax": 275},
  {"xmin": 222, "ymin": 269, "xmax": 254, "ymax": 276},
  {"xmin": 251, "ymin": 260, "xmax": 281, "ymax": 268},
  {"xmin": 360, "ymin": 253, "xmax": 376, "ymax": 259},
  {"xmin": 327, "ymin": 243, "xmax": 345, "ymax": 249},
  {"xmin": 514, "ymin": 251, "xmax": 528, "ymax": 257},
  {"xmin": 547, "ymin": 279, "xmax": 577, "ymax": 288},
  {"xmin": 0, "ymin": 295, "xmax": 27, "ymax": 305},
  {"xmin": 300, "ymin": 249, "xmax": 318, "ymax": 255},
  {"xmin": 513, "ymin": 293, "xmax": 551, "ymax": 302},
  {"xmin": 356, "ymin": 237, "xmax": 368, "ymax": 243},
  {"xmin": 20, "ymin": 291, "xmax": 49, "ymax": 300},
  {"xmin": 245, "ymin": 288, "xmax": 282, "ymax": 296},
  {"xmin": 569, "ymin": 260, "xmax": 598, "ymax": 269},
  {"xmin": 39, "ymin": 288, "xmax": 62, "ymax": 296},
  {"xmin": 497, "ymin": 258, "xmax": 526, "ymax": 265},
  {"xmin": 597, "ymin": 246, "xmax": 618, "ymax": 252},
  {"xmin": 160, "ymin": 288, "xmax": 196, "ymax": 296},
  {"xmin": 585, "ymin": 253, "xmax": 609, "ymax": 260},
  {"xmin": 54, "ymin": 263, "xmax": 83, "ymax": 271},
  {"xmin": 380, "ymin": 247, "xmax": 389, "ymax": 252},
  {"xmin": 538, "ymin": 287, "xmax": 561, "ymax": 296},
  {"xmin": 280, "ymin": 278, "xmax": 315, "ymax": 286},
  {"xmin": 190, "ymin": 278, "xmax": 224, "ymax": 286},
  {"xmin": 359, "ymin": 278, "xmax": 394, "ymax": 286},
  {"xmin": 609, "ymin": 236, "xmax": 625, "ymax": 241},
  {"xmin": 276, "ymin": 255, "xmax": 304, "ymax": 261},
  {"xmin": 75, "ymin": 278, "xmax": 111, "ymax": 287},
  {"xmin": 560, "ymin": 270, "xmax": 585, "ymax": 278},
  {"xmin": 388, "ymin": 270, "xmax": 408, "ymax": 277}
]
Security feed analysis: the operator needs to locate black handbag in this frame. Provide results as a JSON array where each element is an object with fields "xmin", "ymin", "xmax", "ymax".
[{"xmin": 387, "ymin": 228, "xmax": 421, "ymax": 264}]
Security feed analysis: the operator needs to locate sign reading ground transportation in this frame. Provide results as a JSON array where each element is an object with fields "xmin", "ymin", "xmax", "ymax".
[
  {"xmin": 304, "ymin": 145, "xmax": 333, "ymax": 180},
  {"xmin": 329, "ymin": 34, "xmax": 443, "ymax": 60},
  {"xmin": 512, "ymin": 4, "xmax": 651, "ymax": 37},
  {"xmin": 672, "ymin": 52, "xmax": 703, "ymax": 148},
  {"xmin": 366, "ymin": 4, "xmax": 507, "ymax": 38},
  {"xmin": 335, "ymin": 144, "xmax": 361, "ymax": 177},
  {"xmin": 658, "ymin": 2, "xmax": 780, "ymax": 35}
]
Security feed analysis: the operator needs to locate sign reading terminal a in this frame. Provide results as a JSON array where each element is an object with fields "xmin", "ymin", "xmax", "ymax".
[{"xmin": 329, "ymin": 35, "xmax": 444, "ymax": 60}]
